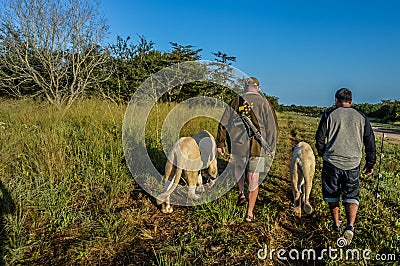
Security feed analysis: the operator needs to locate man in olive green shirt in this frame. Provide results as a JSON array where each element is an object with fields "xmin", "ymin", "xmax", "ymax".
[{"xmin": 217, "ymin": 77, "xmax": 277, "ymax": 222}]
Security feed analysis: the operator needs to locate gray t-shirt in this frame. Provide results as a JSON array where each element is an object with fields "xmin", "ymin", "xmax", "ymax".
[{"xmin": 316, "ymin": 107, "xmax": 376, "ymax": 170}]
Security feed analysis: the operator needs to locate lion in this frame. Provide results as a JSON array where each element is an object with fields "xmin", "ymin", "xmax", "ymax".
[
  {"xmin": 156, "ymin": 130, "xmax": 218, "ymax": 213},
  {"xmin": 290, "ymin": 141, "xmax": 315, "ymax": 217}
]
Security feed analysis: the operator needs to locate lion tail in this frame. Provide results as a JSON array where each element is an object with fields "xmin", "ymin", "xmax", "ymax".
[{"xmin": 156, "ymin": 161, "xmax": 183, "ymax": 205}]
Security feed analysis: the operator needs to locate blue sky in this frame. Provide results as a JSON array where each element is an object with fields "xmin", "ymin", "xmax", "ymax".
[{"xmin": 100, "ymin": 0, "xmax": 400, "ymax": 107}]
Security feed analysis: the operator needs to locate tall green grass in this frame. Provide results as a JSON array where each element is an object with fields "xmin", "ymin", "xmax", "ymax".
[
  {"xmin": 0, "ymin": 99, "xmax": 134, "ymax": 264},
  {"xmin": 0, "ymin": 100, "xmax": 399, "ymax": 265}
]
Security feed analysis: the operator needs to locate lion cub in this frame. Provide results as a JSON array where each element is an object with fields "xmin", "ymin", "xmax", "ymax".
[
  {"xmin": 290, "ymin": 141, "xmax": 315, "ymax": 217},
  {"xmin": 156, "ymin": 130, "xmax": 218, "ymax": 213}
]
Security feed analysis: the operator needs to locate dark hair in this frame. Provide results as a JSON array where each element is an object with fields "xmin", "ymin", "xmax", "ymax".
[{"xmin": 335, "ymin": 88, "xmax": 352, "ymax": 102}]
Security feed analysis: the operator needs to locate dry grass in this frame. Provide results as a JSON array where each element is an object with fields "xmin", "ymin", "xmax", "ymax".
[{"xmin": 0, "ymin": 99, "xmax": 399, "ymax": 265}]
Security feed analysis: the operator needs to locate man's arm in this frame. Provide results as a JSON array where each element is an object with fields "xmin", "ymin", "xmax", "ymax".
[
  {"xmin": 363, "ymin": 115, "xmax": 376, "ymax": 171},
  {"xmin": 315, "ymin": 112, "xmax": 328, "ymax": 156},
  {"xmin": 263, "ymin": 100, "xmax": 278, "ymax": 153},
  {"xmin": 216, "ymin": 102, "xmax": 234, "ymax": 154},
  {"xmin": 216, "ymin": 122, "xmax": 227, "ymax": 155}
]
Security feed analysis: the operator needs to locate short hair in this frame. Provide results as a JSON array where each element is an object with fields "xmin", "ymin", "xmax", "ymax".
[
  {"xmin": 245, "ymin": 77, "xmax": 259, "ymax": 88},
  {"xmin": 335, "ymin": 88, "xmax": 352, "ymax": 102}
]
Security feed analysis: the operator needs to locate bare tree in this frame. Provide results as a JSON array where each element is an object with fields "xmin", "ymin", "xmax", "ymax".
[{"xmin": 0, "ymin": 0, "xmax": 109, "ymax": 109}]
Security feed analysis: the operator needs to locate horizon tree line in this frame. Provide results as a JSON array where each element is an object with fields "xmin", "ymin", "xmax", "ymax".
[{"xmin": 0, "ymin": 0, "xmax": 398, "ymax": 122}]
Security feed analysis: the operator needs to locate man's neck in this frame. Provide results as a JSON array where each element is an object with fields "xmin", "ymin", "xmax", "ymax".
[
  {"xmin": 337, "ymin": 102, "xmax": 352, "ymax": 108},
  {"xmin": 244, "ymin": 89, "xmax": 259, "ymax": 94}
]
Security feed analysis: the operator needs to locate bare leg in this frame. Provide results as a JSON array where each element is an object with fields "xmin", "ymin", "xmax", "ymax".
[
  {"xmin": 345, "ymin": 203, "xmax": 358, "ymax": 227},
  {"xmin": 329, "ymin": 202, "xmax": 340, "ymax": 227},
  {"xmin": 247, "ymin": 171, "xmax": 259, "ymax": 218},
  {"xmin": 235, "ymin": 164, "xmax": 245, "ymax": 193}
]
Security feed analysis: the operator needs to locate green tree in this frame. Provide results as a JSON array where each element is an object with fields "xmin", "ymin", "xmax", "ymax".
[
  {"xmin": 169, "ymin": 42, "xmax": 202, "ymax": 62},
  {"xmin": 159, "ymin": 42, "xmax": 203, "ymax": 102},
  {"xmin": 101, "ymin": 35, "xmax": 168, "ymax": 103},
  {"xmin": 206, "ymin": 51, "xmax": 238, "ymax": 102}
]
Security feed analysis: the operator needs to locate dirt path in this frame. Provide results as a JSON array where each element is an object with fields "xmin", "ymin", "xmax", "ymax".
[{"xmin": 373, "ymin": 128, "xmax": 400, "ymax": 141}]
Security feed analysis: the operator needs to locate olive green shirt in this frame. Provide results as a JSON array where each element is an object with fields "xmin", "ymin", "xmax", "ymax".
[{"xmin": 217, "ymin": 92, "xmax": 278, "ymax": 157}]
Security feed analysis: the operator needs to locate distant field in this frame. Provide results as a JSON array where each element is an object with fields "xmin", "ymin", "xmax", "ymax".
[
  {"xmin": 372, "ymin": 120, "xmax": 400, "ymax": 129},
  {"xmin": 0, "ymin": 99, "xmax": 399, "ymax": 265}
]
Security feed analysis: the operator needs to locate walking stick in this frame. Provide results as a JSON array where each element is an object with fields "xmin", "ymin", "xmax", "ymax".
[{"xmin": 375, "ymin": 132, "xmax": 385, "ymax": 199}]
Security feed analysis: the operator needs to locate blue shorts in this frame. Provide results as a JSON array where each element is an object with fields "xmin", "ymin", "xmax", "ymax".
[{"xmin": 322, "ymin": 161, "xmax": 360, "ymax": 205}]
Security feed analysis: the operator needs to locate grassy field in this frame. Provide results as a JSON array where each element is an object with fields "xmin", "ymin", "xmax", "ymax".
[{"xmin": 0, "ymin": 99, "xmax": 399, "ymax": 265}]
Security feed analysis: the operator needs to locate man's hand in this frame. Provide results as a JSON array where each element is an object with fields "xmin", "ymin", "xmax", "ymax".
[
  {"xmin": 364, "ymin": 165, "xmax": 374, "ymax": 175},
  {"xmin": 217, "ymin": 147, "xmax": 225, "ymax": 155}
]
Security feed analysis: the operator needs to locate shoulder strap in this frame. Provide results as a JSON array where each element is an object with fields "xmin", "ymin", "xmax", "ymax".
[{"xmin": 237, "ymin": 95, "xmax": 252, "ymax": 116}]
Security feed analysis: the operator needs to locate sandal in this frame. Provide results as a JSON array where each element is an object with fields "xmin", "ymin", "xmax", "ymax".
[
  {"xmin": 245, "ymin": 214, "xmax": 257, "ymax": 222},
  {"xmin": 236, "ymin": 192, "xmax": 246, "ymax": 206}
]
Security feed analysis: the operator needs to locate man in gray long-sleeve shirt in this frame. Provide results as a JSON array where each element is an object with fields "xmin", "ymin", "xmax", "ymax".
[{"xmin": 316, "ymin": 88, "xmax": 376, "ymax": 246}]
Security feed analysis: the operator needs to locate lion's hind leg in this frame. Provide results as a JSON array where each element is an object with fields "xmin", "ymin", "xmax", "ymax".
[
  {"xmin": 302, "ymin": 160, "xmax": 315, "ymax": 215},
  {"xmin": 157, "ymin": 160, "xmax": 175, "ymax": 205},
  {"xmin": 196, "ymin": 171, "xmax": 206, "ymax": 193},
  {"xmin": 161, "ymin": 196, "xmax": 173, "ymax": 214},
  {"xmin": 291, "ymin": 159, "xmax": 302, "ymax": 217},
  {"xmin": 187, "ymin": 171, "xmax": 200, "ymax": 200}
]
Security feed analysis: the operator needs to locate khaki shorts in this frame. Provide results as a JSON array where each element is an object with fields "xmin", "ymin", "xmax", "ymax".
[{"xmin": 230, "ymin": 155, "xmax": 265, "ymax": 173}]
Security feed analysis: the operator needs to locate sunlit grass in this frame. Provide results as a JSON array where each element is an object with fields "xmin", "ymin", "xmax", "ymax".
[{"xmin": 0, "ymin": 99, "xmax": 398, "ymax": 265}]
